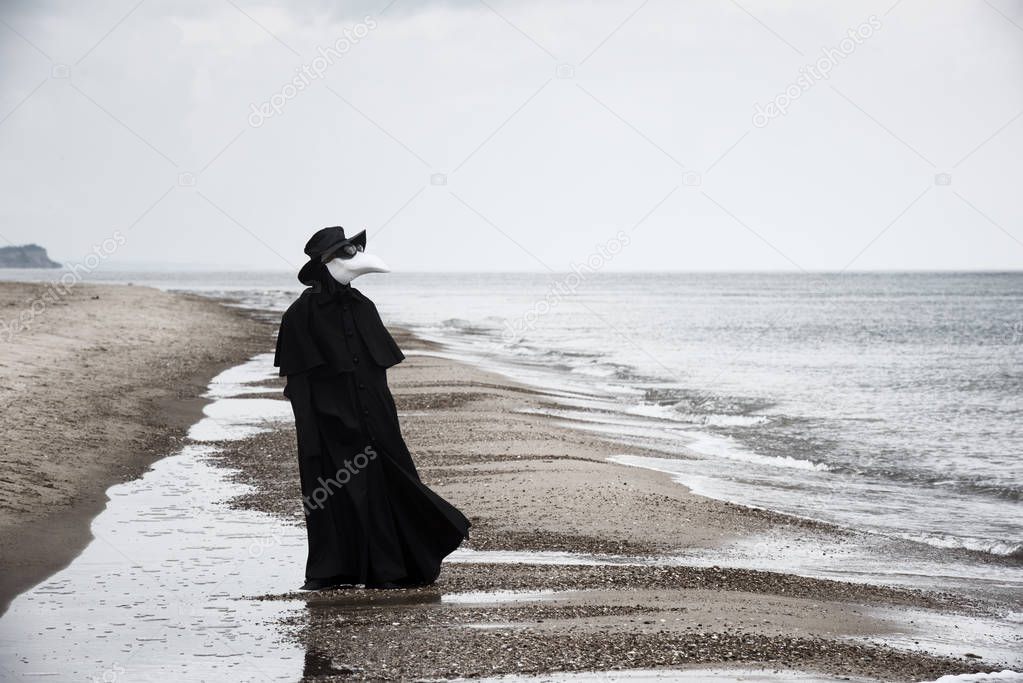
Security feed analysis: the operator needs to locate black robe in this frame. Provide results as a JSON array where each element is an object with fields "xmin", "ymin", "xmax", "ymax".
[{"xmin": 274, "ymin": 275, "xmax": 470, "ymax": 586}]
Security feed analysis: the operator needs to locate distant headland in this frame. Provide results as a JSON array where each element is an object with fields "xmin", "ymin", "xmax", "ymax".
[{"xmin": 0, "ymin": 244, "xmax": 61, "ymax": 268}]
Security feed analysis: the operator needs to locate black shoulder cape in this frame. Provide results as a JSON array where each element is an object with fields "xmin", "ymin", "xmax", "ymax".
[{"xmin": 274, "ymin": 279, "xmax": 404, "ymax": 377}]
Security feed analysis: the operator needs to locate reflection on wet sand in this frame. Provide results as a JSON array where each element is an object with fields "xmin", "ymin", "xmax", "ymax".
[{"xmin": 0, "ymin": 355, "xmax": 305, "ymax": 681}]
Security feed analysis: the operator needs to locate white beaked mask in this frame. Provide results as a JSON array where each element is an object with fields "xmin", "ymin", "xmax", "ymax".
[{"xmin": 325, "ymin": 249, "xmax": 391, "ymax": 285}]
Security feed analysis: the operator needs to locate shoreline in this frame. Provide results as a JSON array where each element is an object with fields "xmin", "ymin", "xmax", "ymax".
[
  {"xmin": 0, "ymin": 285, "xmax": 1014, "ymax": 680},
  {"xmin": 0, "ymin": 282, "xmax": 273, "ymax": 615},
  {"xmin": 209, "ymin": 328, "xmax": 1009, "ymax": 680}
]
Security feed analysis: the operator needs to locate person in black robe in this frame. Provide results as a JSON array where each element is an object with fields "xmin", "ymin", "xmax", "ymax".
[{"xmin": 274, "ymin": 226, "xmax": 470, "ymax": 590}]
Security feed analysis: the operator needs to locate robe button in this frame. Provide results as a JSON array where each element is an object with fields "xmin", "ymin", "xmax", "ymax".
[
  {"xmin": 353, "ymin": 356, "xmax": 360, "ymax": 364},
  {"xmin": 359, "ymin": 383, "xmax": 366, "ymax": 390},
  {"xmin": 363, "ymin": 408, "xmax": 370, "ymax": 415}
]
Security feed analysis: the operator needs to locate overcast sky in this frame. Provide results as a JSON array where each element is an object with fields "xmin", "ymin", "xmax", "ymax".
[{"xmin": 1, "ymin": 0, "xmax": 1021, "ymax": 272}]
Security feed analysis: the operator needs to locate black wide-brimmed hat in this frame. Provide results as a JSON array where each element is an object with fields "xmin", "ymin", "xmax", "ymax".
[{"xmin": 297, "ymin": 226, "xmax": 366, "ymax": 284}]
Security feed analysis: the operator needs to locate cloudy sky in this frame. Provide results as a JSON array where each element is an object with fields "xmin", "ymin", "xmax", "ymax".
[{"xmin": 0, "ymin": 0, "xmax": 1021, "ymax": 272}]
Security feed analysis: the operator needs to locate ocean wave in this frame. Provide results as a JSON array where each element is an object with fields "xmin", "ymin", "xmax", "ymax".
[
  {"xmin": 675, "ymin": 429, "xmax": 830, "ymax": 472},
  {"xmin": 438, "ymin": 317, "xmax": 496, "ymax": 336},
  {"xmin": 935, "ymin": 478, "xmax": 1023, "ymax": 503},
  {"xmin": 828, "ymin": 461, "xmax": 1023, "ymax": 504},
  {"xmin": 625, "ymin": 403, "xmax": 682, "ymax": 421},
  {"xmin": 674, "ymin": 412, "xmax": 771, "ymax": 427},
  {"xmin": 897, "ymin": 531, "xmax": 1023, "ymax": 560},
  {"xmin": 594, "ymin": 400, "xmax": 773, "ymax": 430},
  {"xmin": 921, "ymin": 670, "xmax": 1023, "ymax": 682},
  {"xmin": 570, "ymin": 363, "xmax": 621, "ymax": 378}
]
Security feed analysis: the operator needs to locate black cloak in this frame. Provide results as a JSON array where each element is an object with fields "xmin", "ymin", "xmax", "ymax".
[{"xmin": 274, "ymin": 270, "xmax": 470, "ymax": 587}]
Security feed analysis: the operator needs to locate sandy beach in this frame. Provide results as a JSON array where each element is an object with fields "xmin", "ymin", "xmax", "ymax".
[
  {"xmin": 0, "ymin": 284, "xmax": 1014, "ymax": 681},
  {"xmin": 0, "ymin": 282, "xmax": 271, "ymax": 614}
]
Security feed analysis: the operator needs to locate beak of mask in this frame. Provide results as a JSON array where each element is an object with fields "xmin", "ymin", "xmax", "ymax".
[{"xmin": 325, "ymin": 250, "xmax": 391, "ymax": 285}]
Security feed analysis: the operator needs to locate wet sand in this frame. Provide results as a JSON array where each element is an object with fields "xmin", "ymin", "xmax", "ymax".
[
  {"xmin": 217, "ymin": 330, "xmax": 1008, "ymax": 681},
  {"xmin": 0, "ymin": 282, "xmax": 272, "ymax": 615}
]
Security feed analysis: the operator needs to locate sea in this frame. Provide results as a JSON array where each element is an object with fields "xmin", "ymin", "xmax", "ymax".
[{"xmin": 4, "ymin": 269, "xmax": 1022, "ymax": 565}]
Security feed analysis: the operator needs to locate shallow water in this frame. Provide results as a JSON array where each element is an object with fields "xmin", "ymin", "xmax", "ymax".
[
  {"xmin": 0, "ymin": 355, "xmax": 305, "ymax": 681},
  {"xmin": 441, "ymin": 589, "xmax": 567, "ymax": 605},
  {"xmin": 468, "ymin": 667, "xmax": 879, "ymax": 682},
  {"xmin": 450, "ymin": 543, "xmax": 1021, "ymax": 595},
  {"xmin": 606, "ymin": 455, "xmax": 1023, "ymax": 595},
  {"xmin": 469, "ymin": 671, "xmax": 1023, "ymax": 682},
  {"xmin": 447, "ymin": 546, "xmax": 1023, "ymax": 670},
  {"xmin": 860, "ymin": 605, "xmax": 1023, "ymax": 669}
]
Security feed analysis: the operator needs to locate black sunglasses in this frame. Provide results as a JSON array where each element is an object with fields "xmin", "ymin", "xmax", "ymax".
[{"xmin": 324, "ymin": 242, "xmax": 364, "ymax": 262}]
